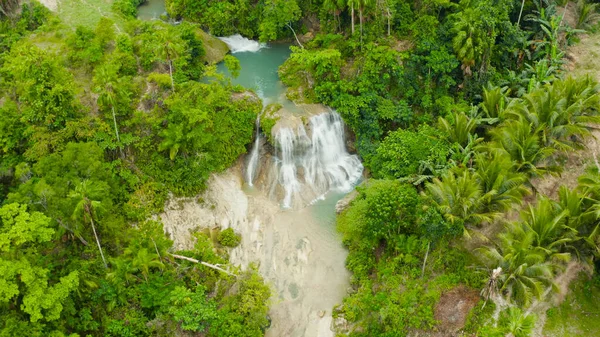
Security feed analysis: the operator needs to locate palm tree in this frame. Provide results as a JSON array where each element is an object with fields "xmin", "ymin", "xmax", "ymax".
[
  {"xmin": 477, "ymin": 231, "xmax": 556, "ymax": 307},
  {"xmin": 438, "ymin": 111, "xmax": 478, "ymax": 147},
  {"xmin": 131, "ymin": 248, "xmax": 164, "ymax": 282},
  {"xmin": 348, "ymin": 0, "xmax": 356, "ymax": 34},
  {"xmin": 70, "ymin": 180, "xmax": 108, "ymax": 268},
  {"xmin": 424, "ymin": 168, "xmax": 497, "ymax": 231},
  {"xmin": 93, "ymin": 65, "xmax": 129, "ymax": 156},
  {"xmin": 159, "ymin": 123, "xmax": 185, "ymax": 160},
  {"xmin": 0, "ymin": 0, "xmax": 18, "ymax": 18},
  {"xmin": 474, "ymin": 152, "xmax": 530, "ymax": 213},
  {"xmin": 323, "ymin": 0, "xmax": 346, "ymax": 32},
  {"xmin": 488, "ymin": 119, "xmax": 558, "ymax": 176},
  {"xmin": 515, "ymin": 197, "xmax": 574, "ymax": 260},
  {"xmin": 576, "ymin": 0, "xmax": 600, "ymax": 30},
  {"xmin": 358, "ymin": 0, "xmax": 372, "ymax": 45},
  {"xmin": 480, "ymin": 85, "xmax": 511, "ymax": 121},
  {"xmin": 451, "ymin": 2, "xmax": 485, "ymax": 76},
  {"xmin": 507, "ymin": 77, "xmax": 600, "ymax": 151},
  {"xmin": 498, "ymin": 307, "xmax": 536, "ymax": 337},
  {"xmin": 155, "ymin": 25, "xmax": 184, "ymax": 92}
]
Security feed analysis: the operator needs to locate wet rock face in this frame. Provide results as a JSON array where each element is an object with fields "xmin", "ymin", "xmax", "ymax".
[
  {"xmin": 259, "ymin": 110, "xmax": 364, "ymax": 209},
  {"xmin": 335, "ymin": 190, "xmax": 358, "ymax": 214}
]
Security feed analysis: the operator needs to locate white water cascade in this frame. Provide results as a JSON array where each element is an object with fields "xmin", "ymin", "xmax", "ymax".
[
  {"xmin": 218, "ymin": 34, "xmax": 266, "ymax": 53},
  {"xmin": 267, "ymin": 112, "xmax": 363, "ymax": 209},
  {"xmin": 246, "ymin": 117, "xmax": 261, "ymax": 186}
]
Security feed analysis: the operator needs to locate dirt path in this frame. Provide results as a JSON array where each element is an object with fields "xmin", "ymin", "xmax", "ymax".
[
  {"xmin": 38, "ymin": 0, "xmax": 58, "ymax": 11},
  {"xmin": 528, "ymin": 261, "xmax": 587, "ymax": 336}
]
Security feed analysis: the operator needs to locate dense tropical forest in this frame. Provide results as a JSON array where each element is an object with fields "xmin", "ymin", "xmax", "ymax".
[{"xmin": 1, "ymin": 0, "xmax": 600, "ymax": 336}]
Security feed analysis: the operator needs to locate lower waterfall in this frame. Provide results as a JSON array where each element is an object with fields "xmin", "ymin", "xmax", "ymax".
[{"xmin": 265, "ymin": 111, "xmax": 363, "ymax": 208}]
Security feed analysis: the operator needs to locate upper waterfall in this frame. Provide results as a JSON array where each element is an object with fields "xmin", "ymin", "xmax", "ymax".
[{"xmin": 218, "ymin": 34, "xmax": 266, "ymax": 53}]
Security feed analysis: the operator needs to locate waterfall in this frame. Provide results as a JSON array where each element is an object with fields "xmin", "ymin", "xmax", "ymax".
[
  {"xmin": 268, "ymin": 112, "xmax": 363, "ymax": 209},
  {"xmin": 218, "ymin": 34, "xmax": 265, "ymax": 53},
  {"xmin": 246, "ymin": 117, "xmax": 261, "ymax": 186}
]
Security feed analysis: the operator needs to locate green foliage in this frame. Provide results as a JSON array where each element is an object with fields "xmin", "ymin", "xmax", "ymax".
[
  {"xmin": 218, "ymin": 228, "xmax": 241, "ymax": 248},
  {"xmin": 0, "ymin": 203, "xmax": 79, "ymax": 323},
  {"xmin": 224, "ymin": 55, "xmax": 241, "ymax": 78},
  {"xmin": 370, "ymin": 125, "xmax": 450, "ymax": 179},
  {"xmin": 112, "ymin": 0, "xmax": 145, "ymax": 18}
]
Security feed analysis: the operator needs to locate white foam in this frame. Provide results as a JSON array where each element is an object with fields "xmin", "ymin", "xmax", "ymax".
[{"xmin": 218, "ymin": 34, "xmax": 266, "ymax": 53}]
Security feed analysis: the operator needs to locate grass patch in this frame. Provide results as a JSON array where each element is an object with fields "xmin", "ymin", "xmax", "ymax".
[
  {"xmin": 57, "ymin": 0, "xmax": 125, "ymax": 30},
  {"xmin": 543, "ymin": 272, "xmax": 600, "ymax": 337}
]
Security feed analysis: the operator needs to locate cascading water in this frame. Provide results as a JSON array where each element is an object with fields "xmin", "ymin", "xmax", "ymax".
[
  {"xmin": 218, "ymin": 34, "xmax": 266, "ymax": 53},
  {"xmin": 246, "ymin": 117, "xmax": 261, "ymax": 186},
  {"xmin": 268, "ymin": 112, "xmax": 363, "ymax": 209}
]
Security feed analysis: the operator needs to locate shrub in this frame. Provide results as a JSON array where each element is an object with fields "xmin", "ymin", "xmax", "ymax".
[{"xmin": 218, "ymin": 228, "xmax": 241, "ymax": 248}]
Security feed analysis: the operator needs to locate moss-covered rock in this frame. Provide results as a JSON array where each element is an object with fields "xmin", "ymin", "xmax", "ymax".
[
  {"xmin": 261, "ymin": 103, "xmax": 282, "ymax": 144},
  {"xmin": 196, "ymin": 29, "xmax": 229, "ymax": 64}
]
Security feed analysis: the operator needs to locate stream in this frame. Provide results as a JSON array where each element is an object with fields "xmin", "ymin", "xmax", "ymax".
[
  {"xmin": 152, "ymin": 23, "xmax": 362, "ymax": 335},
  {"xmin": 137, "ymin": 0, "xmax": 166, "ymax": 21},
  {"xmin": 217, "ymin": 36, "xmax": 361, "ymax": 336}
]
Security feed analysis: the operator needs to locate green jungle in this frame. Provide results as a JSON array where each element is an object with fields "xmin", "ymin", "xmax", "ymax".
[{"xmin": 1, "ymin": 0, "xmax": 600, "ymax": 336}]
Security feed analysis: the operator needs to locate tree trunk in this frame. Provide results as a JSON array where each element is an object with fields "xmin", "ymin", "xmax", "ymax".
[
  {"xmin": 387, "ymin": 8, "xmax": 391, "ymax": 36},
  {"xmin": 421, "ymin": 241, "xmax": 430, "ymax": 278},
  {"xmin": 87, "ymin": 205, "xmax": 108, "ymax": 268},
  {"xmin": 351, "ymin": 3, "xmax": 355, "ymax": 34},
  {"xmin": 111, "ymin": 106, "xmax": 124, "ymax": 158},
  {"xmin": 286, "ymin": 22, "xmax": 304, "ymax": 49},
  {"xmin": 168, "ymin": 59, "xmax": 175, "ymax": 93},
  {"xmin": 359, "ymin": 8, "xmax": 363, "ymax": 46},
  {"xmin": 171, "ymin": 253, "xmax": 237, "ymax": 277},
  {"xmin": 517, "ymin": 0, "xmax": 525, "ymax": 26}
]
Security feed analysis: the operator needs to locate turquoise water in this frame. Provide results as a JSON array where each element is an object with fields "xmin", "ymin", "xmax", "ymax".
[
  {"xmin": 137, "ymin": 0, "xmax": 166, "ymax": 21},
  {"xmin": 216, "ymin": 44, "xmax": 298, "ymax": 112}
]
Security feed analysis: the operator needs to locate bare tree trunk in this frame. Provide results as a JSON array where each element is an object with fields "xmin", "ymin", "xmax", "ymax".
[
  {"xmin": 517, "ymin": 0, "xmax": 525, "ymax": 26},
  {"xmin": 56, "ymin": 218, "xmax": 89, "ymax": 246},
  {"xmin": 151, "ymin": 237, "xmax": 162, "ymax": 263},
  {"xmin": 168, "ymin": 59, "xmax": 175, "ymax": 93},
  {"xmin": 286, "ymin": 23, "xmax": 304, "ymax": 48},
  {"xmin": 351, "ymin": 3, "xmax": 355, "ymax": 34},
  {"xmin": 387, "ymin": 7, "xmax": 391, "ymax": 36},
  {"xmin": 359, "ymin": 8, "xmax": 363, "ymax": 45},
  {"xmin": 87, "ymin": 206, "xmax": 108, "ymax": 268},
  {"xmin": 171, "ymin": 253, "xmax": 238, "ymax": 277},
  {"xmin": 111, "ymin": 106, "xmax": 124, "ymax": 158},
  {"xmin": 421, "ymin": 241, "xmax": 430, "ymax": 278}
]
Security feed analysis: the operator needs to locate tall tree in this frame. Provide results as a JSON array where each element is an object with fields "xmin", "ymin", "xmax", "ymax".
[
  {"xmin": 93, "ymin": 64, "xmax": 131, "ymax": 156},
  {"xmin": 155, "ymin": 25, "xmax": 184, "ymax": 92},
  {"xmin": 477, "ymin": 230, "xmax": 556, "ymax": 307},
  {"xmin": 69, "ymin": 180, "xmax": 108, "ymax": 268}
]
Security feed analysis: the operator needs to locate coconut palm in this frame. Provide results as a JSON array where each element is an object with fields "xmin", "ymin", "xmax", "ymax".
[
  {"xmin": 438, "ymin": 111, "xmax": 478, "ymax": 148},
  {"xmin": 155, "ymin": 25, "xmax": 184, "ymax": 92},
  {"xmin": 488, "ymin": 119, "xmax": 558, "ymax": 176},
  {"xmin": 516, "ymin": 196, "xmax": 574, "ymax": 260},
  {"xmin": 348, "ymin": 0, "xmax": 356, "ymax": 34},
  {"xmin": 70, "ymin": 179, "xmax": 108, "ymax": 268},
  {"xmin": 358, "ymin": 0, "xmax": 372, "ymax": 45},
  {"xmin": 477, "ymin": 230, "xmax": 556, "ymax": 307},
  {"xmin": 576, "ymin": 0, "xmax": 600, "ymax": 30},
  {"xmin": 498, "ymin": 307, "xmax": 536, "ymax": 337},
  {"xmin": 424, "ymin": 168, "xmax": 498, "ymax": 230},
  {"xmin": 131, "ymin": 248, "xmax": 164, "ymax": 282},
  {"xmin": 93, "ymin": 64, "xmax": 130, "ymax": 156},
  {"xmin": 474, "ymin": 152, "xmax": 530, "ymax": 213},
  {"xmin": 480, "ymin": 85, "xmax": 511, "ymax": 121},
  {"xmin": 323, "ymin": 0, "xmax": 346, "ymax": 32}
]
